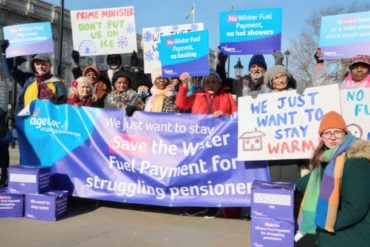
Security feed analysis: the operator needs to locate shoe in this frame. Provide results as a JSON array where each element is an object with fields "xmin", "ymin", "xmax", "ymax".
[{"xmin": 184, "ymin": 207, "xmax": 209, "ymax": 216}]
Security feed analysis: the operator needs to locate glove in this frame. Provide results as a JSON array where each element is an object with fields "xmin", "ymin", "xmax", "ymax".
[
  {"xmin": 250, "ymin": 90, "xmax": 260, "ymax": 99},
  {"xmin": 273, "ymin": 50, "xmax": 284, "ymax": 65},
  {"xmin": 0, "ymin": 40, "xmax": 9, "ymax": 54},
  {"xmin": 296, "ymin": 85, "xmax": 305, "ymax": 95},
  {"xmin": 125, "ymin": 105, "xmax": 137, "ymax": 117},
  {"xmin": 314, "ymin": 48, "xmax": 324, "ymax": 64},
  {"xmin": 71, "ymin": 50, "xmax": 80, "ymax": 64}
]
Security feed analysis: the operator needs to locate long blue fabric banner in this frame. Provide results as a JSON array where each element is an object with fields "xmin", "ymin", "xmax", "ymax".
[{"xmin": 15, "ymin": 100, "xmax": 269, "ymax": 207}]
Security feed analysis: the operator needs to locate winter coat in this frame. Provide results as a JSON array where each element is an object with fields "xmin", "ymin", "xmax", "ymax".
[{"xmin": 176, "ymin": 84, "xmax": 237, "ymax": 115}]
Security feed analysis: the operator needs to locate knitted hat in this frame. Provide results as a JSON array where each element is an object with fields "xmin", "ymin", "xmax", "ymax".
[
  {"xmin": 112, "ymin": 71, "xmax": 131, "ymax": 88},
  {"xmin": 248, "ymin": 54, "xmax": 267, "ymax": 70},
  {"xmin": 264, "ymin": 65, "xmax": 295, "ymax": 89},
  {"xmin": 82, "ymin": 65, "xmax": 100, "ymax": 78},
  {"xmin": 318, "ymin": 111, "xmax": 349, "ymax": 135},
  {"xmin": 348, "ymin": 54, "xmax": 370, "ymax": 68}
]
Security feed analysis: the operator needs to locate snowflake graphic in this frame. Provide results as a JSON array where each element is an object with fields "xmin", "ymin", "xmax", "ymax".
[
  {"xmin": 125, "ymin": 23, "xmax": 135, "ymax": 34},
  {"xmin": 145, "ymin": 50, "xmax": 155, "ymax": 61},
  {"xmin": 143, "ymin": 31, "xmax": 153, "ymax": 42},
  {"xmin": 117, "ymin": 36, "xmax": 128, "ymax": 48}
]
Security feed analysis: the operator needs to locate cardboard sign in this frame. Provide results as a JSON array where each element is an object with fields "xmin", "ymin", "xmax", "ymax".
[
  {"xmin": 70, "ymin": 6, "xmax": 137, "ymax": 56},
  {"xmin": 319, "ymin": 11, "xmax": 370, "ymax": 59},
  {"xmin": 3, "ymin": 22, "xmax": 53, "ymax": 58},
  {"xmin": 219, "ymin": 8, "xmax": 282, "ymax": 55}
]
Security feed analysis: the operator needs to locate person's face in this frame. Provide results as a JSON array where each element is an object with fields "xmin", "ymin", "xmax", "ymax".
[
  {"xmin": 155, "ymin": 77, "xmax": 170, "ymax": 90},
  {"xmin": 114, "ymin": 77, "xmax": 129, "ymax": 93},
  {"xmin": 320, "ymin": 128, "xmax": 346, "ymax": 149},
  {"xmin": 204, "ymin": 75, "xmax": 221, "ymax": 94},
  {"xmin": 85, "ymin": 70, "xmax": 98, "ymax": 83},
  {"xmin": 33, "ymin": 60, "xmax": 51, "ymax": 75},
  {"xmin": 137, "ymin": 85, "xmax": 149, "ymax": 93},
  {"xmin": 272, "ymin": 73, "xmax": 288, "ymax": 92},
  {"xmin": 249, "ymin": 64, "xmax": 266, "ymax": 80},
  {"xmin": 350, "ymin": 63, "xmax": 369, "ymax": 82},
  {"xmin": 108, "ymin": 56, "xmax": 121, "ymax": 69},
  {"xmin": 171, "ymin": 78, "xmax": 180, "ymax": 87},
  {"xmin": 77, "ymin": 82, "xmax": 92, "ymax": 99}
]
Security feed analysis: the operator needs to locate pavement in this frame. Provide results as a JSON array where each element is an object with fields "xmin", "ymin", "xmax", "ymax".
[{"xmin": 1, "ymin": 146, "xmax": 252, "ymax": 247}]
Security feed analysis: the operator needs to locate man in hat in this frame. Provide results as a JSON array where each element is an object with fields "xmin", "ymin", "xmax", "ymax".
[
  {"xmin": 1, "ymin": 40, "xmax": 67, "ymax": 112},
  {"xmin": 232, "ymin": 50, "xmax": 284, "ymax": 98}
]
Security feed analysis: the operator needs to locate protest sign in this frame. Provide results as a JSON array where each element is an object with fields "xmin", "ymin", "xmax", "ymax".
[
  {"xmin": 3, "ymin": 22, "xmax": 53, "ymax": 58},
  {"xmin": 237, "ymin": 84, "xmax": 342, "ymax": 161},
  {"xmin": 319, "ymin": 11, "xmax": 370, "ymax": 60},
  {"xmin": 15, "ymin": 101, "xmax": 269, "ymax": 207},
  {"xmin": 219, "ymin": 8, "xmax": 282, "ymax": 55},
  {"xmin": 142, "ymin": 23, "xmax": 204, "ymax": 74},
  {"xmin": 70, "ymin": 6, "xmax": 137, "ymax": 56},
  {"xmin": 340, "ymin": 88, "xmax": 370, "ymax": 140},
  {"xmin": 158, "ymin": 30, "xmax": 209, "ymax": 77}
]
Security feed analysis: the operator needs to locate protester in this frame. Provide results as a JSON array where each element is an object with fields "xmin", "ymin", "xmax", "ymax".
[
  {"xmin": 104, "ymin": 71, "xmax": 145, "ymax": 116},
  {"xmin": 176, "ymin": 72, "xmax": 236, "ymax": 117},
  {"xmin": 67, "ymin": 76, "xmax": 97, "ymax": 107},
  {"xmin": 144, "ymin": 75, "xmax": 179, "ymax": 113},
  {"xmin": 232, "ymin": 50, "xmax": 284, "ymax": 98},
  {"xmin": 1, "ymin": 40, "xmax": 67, "ymax": 113},
  {"xmin": 341, "ymin": 54, "xmax": 370, "ymax": 88},
  {"xmin": 81, "ymin": 65, "xmax": 110, "ymax": 107},
  {"xmin": 0, "ymin": 107, "xmax": 11, "ymax": 187},
  {"xmin": 136, "ymin": 79, "xmax": 152, "ymax": 104},
  {"xmin": 295, "ymin": 111, "xmax": 370, "ymax": 247}
]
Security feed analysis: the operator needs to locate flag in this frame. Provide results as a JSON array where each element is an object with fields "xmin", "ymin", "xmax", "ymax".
[{"xmin": 185, "ymin": 6, "xmax": 195, "ymax": 20}]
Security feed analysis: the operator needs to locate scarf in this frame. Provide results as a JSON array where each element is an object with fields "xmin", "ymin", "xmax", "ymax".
[
  {"xmin": 297, "ymin": 133, "xmax": 357, "ymax": 234},
  {"xmin": 24, "ymin": 74, "xmax": 57, "ymax": 106},
  {"xmin": 67, "ymin": 95, "xmax": 94, "ymax": 107},
  {"xmin": 151, "ymin": 86, "xmax": 172, "ymax": 112}
]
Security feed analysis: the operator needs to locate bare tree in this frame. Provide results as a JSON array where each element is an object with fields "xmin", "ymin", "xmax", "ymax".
[{"xmin": 288, "ymin": 2, "xmax": 370, "ymax": 87}]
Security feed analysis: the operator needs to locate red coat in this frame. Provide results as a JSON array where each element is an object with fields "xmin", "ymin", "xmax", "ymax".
[{"xmin": 176, "ymin": 84, "xmax": 237, "ymax": 115}]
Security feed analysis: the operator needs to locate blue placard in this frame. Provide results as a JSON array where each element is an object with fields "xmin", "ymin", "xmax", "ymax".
[
  {"xmin": 219, "ymin": 8, "xmax": 282, "ymax": 55},
  {"xmin": 319, "ymin": 11, "xmax": 370, "ymax": 59},
  {"xmin": 3, "ymin": 22, "xmax": 54, "ymax": 58},
  {"xmin": 158, "ymin": 30, "xmax": 209, "ymax": 77}
]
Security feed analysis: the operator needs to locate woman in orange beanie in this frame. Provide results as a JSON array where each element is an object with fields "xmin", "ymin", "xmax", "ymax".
[{"xmin": 295, "ymin": 111, "xmax": 370, "ymax": 247}]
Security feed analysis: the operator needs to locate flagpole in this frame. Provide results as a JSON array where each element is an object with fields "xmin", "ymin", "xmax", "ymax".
[{"xmin": 192, "ymin": 4, "xmax": 195, "ymax": 24}]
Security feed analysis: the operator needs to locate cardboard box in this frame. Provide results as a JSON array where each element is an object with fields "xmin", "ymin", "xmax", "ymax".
[
  {"xmin": 8, "ymin": 165, "xmax": 50, "ymax": 194},
  {"xmin": 251, "ymin": 216, "xmax": 295, "ymax": 247},
  {"xmin": 0, "ymin": 188, "xmax": 24, "ymax": 217},
  {"xmin": 25, "ymin": 190, "xmax": 68, "ymax": 221},
  {"xmin": 251, "ymin": 180, "xmax": 295, "ymax": 222}
]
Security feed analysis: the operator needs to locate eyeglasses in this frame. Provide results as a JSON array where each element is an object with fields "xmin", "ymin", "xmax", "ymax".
[
  {"xmin": 272, "ymin": 73, "xmax": 287, "ymax": 82},
  {"xmin": 321, "ymin": 130, "xmax": 345, "ymax": 139}
]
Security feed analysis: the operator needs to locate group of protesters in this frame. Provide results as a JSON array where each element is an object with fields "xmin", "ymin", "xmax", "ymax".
[{"xmin": 1, "ymin": 36, "xmax": 370, "ymax": 247}]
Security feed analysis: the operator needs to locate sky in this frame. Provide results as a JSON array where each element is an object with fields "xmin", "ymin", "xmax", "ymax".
[{"xmin": 44, "ymin": 0, "xmax": 369, "ymax": 74}]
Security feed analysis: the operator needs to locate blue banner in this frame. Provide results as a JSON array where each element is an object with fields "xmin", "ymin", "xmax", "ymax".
[
  {"xmin": 219, "ymin": 8, "xmax": 282, "ymax": 55},
  {"xmin": 15, "ymin": 101, "xmax": 269, "ymax": 207},
  {"xmin": 158, "ymin": 30, "xmax": 209, "ymax": 77}
]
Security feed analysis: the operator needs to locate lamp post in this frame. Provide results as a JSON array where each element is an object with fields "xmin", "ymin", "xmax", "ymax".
[
  {"xmin": 57, "ymin": 0, "xmax": 65, "ymax": 76},
  {"xmin": 234, "ymin": 57, "xmax": 244, "ymax": 79},
  {"xmin": 284, "ymin": 50, "xmax": 291, "ymax": 69}
]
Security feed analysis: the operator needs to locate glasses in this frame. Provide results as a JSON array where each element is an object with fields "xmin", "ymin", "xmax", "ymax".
[
  {"xmin": 272, "ymin": 73, "xmax": 287, "ymax": 82},
  {"xmin": 321, "ymin": 130, "xmax": 345, "ymax": 139}
]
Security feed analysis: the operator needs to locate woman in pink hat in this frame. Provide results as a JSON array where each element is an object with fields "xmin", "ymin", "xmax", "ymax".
[{"xmin": 340, "ymin": 54, "xmax": 370, "ymax": 88}]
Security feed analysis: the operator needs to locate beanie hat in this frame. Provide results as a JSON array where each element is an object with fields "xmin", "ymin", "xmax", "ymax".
[
  {"xmin": 348, "ymin": 54, "xmax": 370, "ymax": 69},
  {"xmin": 264, "ymin": 65, "xmax": 295, "ymax": 89},
  {"xmin": 248, "ymin": 54, "xmax": 267, "ymax": 70},
  {"xmin": 318, "ymin": 111, "xmax": 349, "ymax": 135},
  {"xmin": 112, "ymin": 71, "xmax": 131, "ymax": 88},
  {"xmin": 82, "ymin": 65, "xmax": 100, "ymax": 78}
]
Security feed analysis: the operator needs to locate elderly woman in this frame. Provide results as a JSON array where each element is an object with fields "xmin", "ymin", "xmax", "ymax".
[
  {"xmin": 104, "ymin": 71, "xmax": 145, "ymax": 116},
  {"xmin": 176, "ymin": 72, "xmax": 237, "ymax": 117},
  {"xmin": 67, "ymin": 76, "xmax": 97, "ymax": 107},
  {"xmin": 264, "ymin": 65, "xmax": 297, "ymax": 92},
  {"xmin": 295, "ymin": 111, "xmax": 370, "ymax": 247},
  {"xmin": 82, "ymin": 65, "xmax": 111, "ymax": 107},
  {"xmin": 144, "ymin": 76, "xmax": 178, "ymax": 113}
]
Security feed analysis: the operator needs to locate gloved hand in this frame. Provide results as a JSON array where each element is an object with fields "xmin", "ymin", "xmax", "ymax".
[
  {"xmin": 125, "ymin": 105, "xmax": 137, "ymax": 117},
  {"xmin": 273, "ymin": 50, "xmax": 284, "ymax": 65},
  {"xmin": 250, "ymin": 90, "xmax": 260, "ymax": 99},
  {"xmin": 71, "ymin": 50, "xmax": 80, "ymax": 64},
  {"xmin": 0, "ymin": 40, "xmax": 9, "ymax": 54},
  {"xmin": 295, "ymin": 85, "xmax": 305, "ymax": 95},
  {"xmin": 314, "ymin": 48, "xmax": 324, "ymax": 64}
]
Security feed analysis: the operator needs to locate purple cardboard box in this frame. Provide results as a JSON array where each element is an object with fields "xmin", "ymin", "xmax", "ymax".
[
  {"xmin": 251, "ymin": 180, "xmax": 295, "ymax": 222},
  {"xmin": 8, "ymin": 165, "xmax": 50, "ymax": 194},
  {"xmin": 251, "ymin": 216, "xmax": 295, "ymax": 247},
  {"xmin": 0, "ymin": 188, "xmax": 24, "ymax": 217},
  {"xmin": 25, "ymin": 190, "xmax": 68, "ymax": 221}
]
